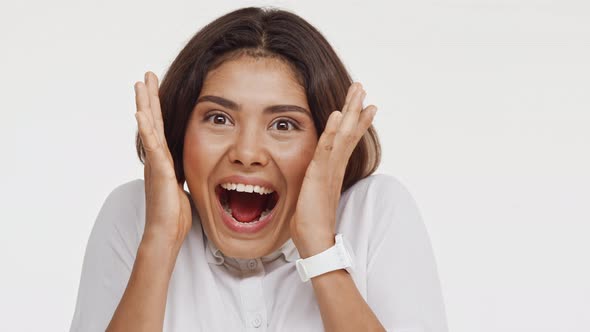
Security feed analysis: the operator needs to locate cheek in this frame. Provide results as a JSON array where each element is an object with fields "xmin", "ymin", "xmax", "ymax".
[
  {"xmin": 183, "ymin": 128, "xmax": 224, "ymax": 178},
  {"xmin": 273, "ymin": 139, "xmax": 317, "ymax": 183}
]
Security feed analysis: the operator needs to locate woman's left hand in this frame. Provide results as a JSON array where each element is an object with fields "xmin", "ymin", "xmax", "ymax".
[{"xmin": 290, "ymin": 82, "xmax": 377, "ymax": 258}]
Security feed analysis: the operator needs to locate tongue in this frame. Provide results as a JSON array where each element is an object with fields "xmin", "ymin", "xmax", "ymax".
[{"xmin": 228, "ymin": 191, "xmax": 267, "ymax": 223}]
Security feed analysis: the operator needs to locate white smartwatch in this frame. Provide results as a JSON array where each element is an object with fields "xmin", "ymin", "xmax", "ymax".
[{"xmin": 295, "ymin": 233, "xmax": 355, "ymax": 282}]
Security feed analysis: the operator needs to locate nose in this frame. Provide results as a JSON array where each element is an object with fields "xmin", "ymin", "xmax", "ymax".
[{"xmin": 227, "ymin": 126, "xmax": 269, "ymax": 168}]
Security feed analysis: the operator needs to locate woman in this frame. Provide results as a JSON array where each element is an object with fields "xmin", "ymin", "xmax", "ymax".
[{"xmin": 70, "ymin": 7, "xmax": 447, "ymax": 332}]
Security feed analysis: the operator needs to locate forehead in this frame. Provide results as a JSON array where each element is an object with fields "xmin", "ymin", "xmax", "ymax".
[{"xmin": 200, "ymin": 56, "xmax": 308, "ymax": 107}]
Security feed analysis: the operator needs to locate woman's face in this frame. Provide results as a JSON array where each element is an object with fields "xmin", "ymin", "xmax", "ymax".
[{"xmin": 183, "ymin": 55, "xmax": 318, "ymax": 258}]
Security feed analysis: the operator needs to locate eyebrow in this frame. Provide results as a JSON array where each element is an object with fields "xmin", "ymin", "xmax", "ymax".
[{"xmin": 196, "ymin": 95, "xmax": 311, "ymax": 116}]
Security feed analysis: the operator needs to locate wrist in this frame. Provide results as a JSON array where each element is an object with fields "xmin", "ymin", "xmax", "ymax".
[
  {"xmin": 138, "ymin": 233, "xmax": 182, "ymax": 272},
  {"xmin": 142, "ymin": 224, "xmax": 185, "ymax": 250},
  {"xmin": 293, "ymin": 231, "xmax": 335, "ymax": 258}
]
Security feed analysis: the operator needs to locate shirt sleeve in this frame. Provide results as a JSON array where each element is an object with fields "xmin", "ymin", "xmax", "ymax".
[
  {"xmin": 69, "ymin": 180, "xmax": 145, "ymax": 332},
  {"xmin": 365, "ymin": 175, "xmax": 448, "ymax": 332}
]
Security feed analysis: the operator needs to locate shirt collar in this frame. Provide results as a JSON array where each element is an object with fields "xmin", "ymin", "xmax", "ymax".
[{"xmin": 204, "ymin": 231, "xmax": 300, "ymax": 265}]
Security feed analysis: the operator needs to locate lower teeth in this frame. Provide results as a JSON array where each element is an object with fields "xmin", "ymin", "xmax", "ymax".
[{"xmin": 223, "ymin": 202, "xmax": 271, "ymax": 224}]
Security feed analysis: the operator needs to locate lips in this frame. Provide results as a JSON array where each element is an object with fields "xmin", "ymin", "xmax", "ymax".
[{"xmin": 213, "ymin": 176, "xmax": 281, "ymax": 234}]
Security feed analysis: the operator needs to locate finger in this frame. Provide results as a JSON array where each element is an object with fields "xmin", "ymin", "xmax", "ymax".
[
  {"xmin": 134, "ymin": 81, "xmax": 155, "ymax": 129},
  {"xmin": 358, "ymin": 105, "xmax": 378, "ymax": 133},
  {"xmin": 134, "ymin": 82, "xmax": 166, "ymax": 164},
  {"xmin": 135, "ymin": 110, "xmax": 175, "ymax": 178},
  {"xmin": 145, "ymin": 72, "xmax": 167, "ymax": 146},
  {"xmin": 312, "ymin": 110, "xmax": 343, "ymax": 162},
  {"xmin": 337, "ymin": 87, "xmax": 365, "ymax": 139},
  {"xmin": 341, "ymin": 83, "xmax": 359, "ymax": 114},
  {"xmin": 332, "ymin": 90, "xmax": 376, "ymax": 163},
  {"xmin": 135, "ymin": 110, "xmax": 160, "ymax": 154},
  {"xmin": 349, "ymin": 105, "xmax": 378, "ymax": 154}
]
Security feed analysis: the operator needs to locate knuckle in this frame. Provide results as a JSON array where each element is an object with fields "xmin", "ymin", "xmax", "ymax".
[
  {"xmin": 324, "ymin": 126, "xmax": 337, "ymax": 135},
  {"xmin": 142, "ymin": 133, "xmax": 160, "ymax": 152},
  {"xmin": 342, "ymin": 131, "xmax": 355, "ymax": 141}
]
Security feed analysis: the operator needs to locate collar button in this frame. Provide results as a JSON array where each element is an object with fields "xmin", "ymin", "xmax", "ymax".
[{"xmin": 248, "ymin": 259, "xmax": 258, "ymax": 270}]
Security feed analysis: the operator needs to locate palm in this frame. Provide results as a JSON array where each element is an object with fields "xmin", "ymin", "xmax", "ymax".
[{"xmin": 135, "ymin": 72, "xmax": 192, "ymax": 246}]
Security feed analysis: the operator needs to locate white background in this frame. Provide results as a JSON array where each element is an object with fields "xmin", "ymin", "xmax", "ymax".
[{"xmin": 1, "ymin": 0, "xmax": 589, "ymax": 331}]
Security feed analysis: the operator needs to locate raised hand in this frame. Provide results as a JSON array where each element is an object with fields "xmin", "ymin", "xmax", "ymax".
[
  {"xmin": 290, "ymin": 82, "xmax": 377, "ymax": 258},
  {"xmin": 134, "ymin": 72, "xmax": 193, "ymax": 249}
]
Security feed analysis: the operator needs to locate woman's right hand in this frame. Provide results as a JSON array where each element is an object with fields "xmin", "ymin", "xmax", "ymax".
[{"xmin": 134, "ymin": 71, "xmax": 193, "ymax": 250}]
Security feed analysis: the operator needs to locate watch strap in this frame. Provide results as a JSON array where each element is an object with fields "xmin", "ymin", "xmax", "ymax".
[{"xmin": 295, "ymin": 234, "xmax": 351, "ymax": 282}]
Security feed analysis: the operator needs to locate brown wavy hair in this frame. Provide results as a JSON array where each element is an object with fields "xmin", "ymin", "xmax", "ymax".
[{"xmin": 135, "ymin": 7, "xmax": 380, "ymax": 192}]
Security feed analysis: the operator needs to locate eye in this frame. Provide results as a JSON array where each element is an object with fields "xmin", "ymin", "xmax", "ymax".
[
  {"xmin": 271, "ymin": 119, "xmax": 298, "ymax": 131},
  {"xmin": 204, "ymin": 112, "xmax": 231, "ymax": 126}
]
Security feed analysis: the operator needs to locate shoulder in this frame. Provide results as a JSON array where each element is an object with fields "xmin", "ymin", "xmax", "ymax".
[
  {"xmin": 337, "ymin": 174, "xmax": 424, "ymax": 251},
  {"xmin": 92, "ymin": 179, "xmax": 146, "ymax": 241},
  {"xmin": 100, "ymin": 179, "xmax": 146, "ymax": 220},
  {"xmin": 105, "ymin": 179, "xmax": 145, "ymax": 203},
  {"xmin": 341, "ymin": 173, "xmax": 413, "ymax": 207},
  {"xmin": 100, "ymin": 179, "xmax": 146, "ymax": 216}
]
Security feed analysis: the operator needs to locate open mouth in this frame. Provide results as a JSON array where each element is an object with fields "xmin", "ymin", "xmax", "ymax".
[{"xmin": 215, "ymin": 182, "xmax": 279, "ymax": 226}]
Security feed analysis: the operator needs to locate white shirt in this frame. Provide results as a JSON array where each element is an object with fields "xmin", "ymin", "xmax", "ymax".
[{"xmin": 69, "ymin": 174, "xmax": 448, "ymax": 332}]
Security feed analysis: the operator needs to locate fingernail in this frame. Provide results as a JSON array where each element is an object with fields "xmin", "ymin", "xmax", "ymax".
[{"xmin": 144, "ymin": 72, "xmax": 149, "ymax": 82}]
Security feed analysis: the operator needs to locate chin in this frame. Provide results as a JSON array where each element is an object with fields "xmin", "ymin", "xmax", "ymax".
[{"xmin": 210, "ymin": 215, "xmax": 291, "ymax": 259}]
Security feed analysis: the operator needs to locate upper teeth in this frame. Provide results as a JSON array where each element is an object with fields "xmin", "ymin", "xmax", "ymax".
[{"xmin": 220, "ymin": 183, "xmax": 274, "ymax": 195}]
